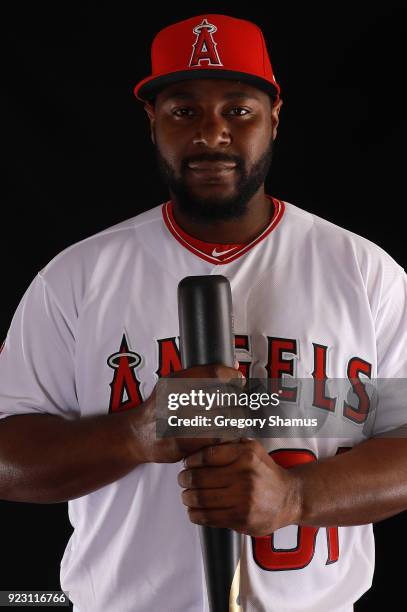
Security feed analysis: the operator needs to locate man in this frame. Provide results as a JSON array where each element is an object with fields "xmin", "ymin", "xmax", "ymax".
[{"xmin": 0, "ymin": 12, "xmax": 407, "ymax": 612}]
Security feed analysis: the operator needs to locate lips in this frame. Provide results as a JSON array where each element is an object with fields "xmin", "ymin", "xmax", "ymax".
[
  {"xmin": 186, "ymin": 161, "xmax": 237, "ymax": 183},
  {"xmin": 187, "ymin": 161, "xmax": 237, "ymax": 171}
]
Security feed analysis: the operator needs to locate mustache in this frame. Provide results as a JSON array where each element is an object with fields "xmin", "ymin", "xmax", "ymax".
[{"xmin": 181, "ymin": 153, "xmax": 243, "ymax": 172}]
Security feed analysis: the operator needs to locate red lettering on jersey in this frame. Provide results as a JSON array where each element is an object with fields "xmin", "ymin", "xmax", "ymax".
[
  {"xmin": 266, "ymin": 337, "xmax": 297, "ymax": 401},
  {"xmin": 234, "ymin": 334, "xmax": 251, "ymax": 379},
  {"xmin": 312, "ymin": 343, "xmax": 336, "ymax": 412},
  {"xmin": 252, "ymin": 449, "xmax": 340, "ymax": 570},
  {"xmin": 325, "ymin": 526, "xmax": 340, "ymax": 564},
  {"xmin": 108, "ymin": 334, "xmax": 143, "ymax": 413},
  {"xmin": 189, "ymin": 19, "xmax": 223, "ymax": 67},
  {"xmin": 343, "ymin": 357, "xmax": 372, "ymax": 424},
  {"xmin": 156, "ymin": 338, "xmax": 182, "ymax": 377}
]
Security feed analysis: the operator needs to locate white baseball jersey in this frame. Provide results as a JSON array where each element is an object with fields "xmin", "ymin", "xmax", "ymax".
[{"xmin": 1, "ymin": 196, "xmax": 407, "ymax": 612}]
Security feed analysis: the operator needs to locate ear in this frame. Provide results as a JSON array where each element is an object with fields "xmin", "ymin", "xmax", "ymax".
[
  {"xmin": 144, "ymin": 102, "xmax": 156, "ymax": 144},
  {"xmin": 271, "ymin": 98, "xmax": 283, "ymax": 140}
]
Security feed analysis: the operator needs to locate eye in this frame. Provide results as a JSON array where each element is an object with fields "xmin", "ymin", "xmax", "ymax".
[
  {"xmin": 228, "ymin": 107, "xmax": 251, "ymax": 116},
  {"xmin": 172, "ymin": 107, "xmax": 195, "ymax": 118}
]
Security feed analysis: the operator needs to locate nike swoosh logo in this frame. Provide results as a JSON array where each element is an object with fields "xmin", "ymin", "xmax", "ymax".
[{"xmin": 212, "ymin": 246, "xmax": 239, "ymax": 257}]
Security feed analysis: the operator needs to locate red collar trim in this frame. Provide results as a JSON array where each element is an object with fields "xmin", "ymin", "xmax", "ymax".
[{"xmin": 161, "ymin": 196, "xmax": 285, "ymax": 265}]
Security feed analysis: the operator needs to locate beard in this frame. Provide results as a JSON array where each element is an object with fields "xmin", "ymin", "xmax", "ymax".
[{"xmin": 155, "ymin": 137, "xmax": 274, "ymax": 222}]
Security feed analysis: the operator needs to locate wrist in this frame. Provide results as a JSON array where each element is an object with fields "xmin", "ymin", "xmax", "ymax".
[
  {"xmin": 125, "ymin": 399, "xmax": 156, "ymax": 465},
  {"xmin": 285, "ymin": 467, "xmax": 305, "ymax": 526}
]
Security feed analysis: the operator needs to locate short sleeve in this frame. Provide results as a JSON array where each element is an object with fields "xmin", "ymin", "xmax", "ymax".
[
  {"xmin": 373, "ymin": 266, "xmax": 407, "ymax": 435},
  {"xmin": 0, "ymin": 273, "xmax": 80, "ymax": 420}
]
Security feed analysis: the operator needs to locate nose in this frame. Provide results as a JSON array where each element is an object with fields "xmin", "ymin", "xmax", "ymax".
[{"xmin": 192, "ymin": 113, "xmax": 232, "ymax": 148}]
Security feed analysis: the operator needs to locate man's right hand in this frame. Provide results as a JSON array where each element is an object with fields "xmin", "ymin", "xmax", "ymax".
[{"xmin": 129, "ymin": 363, "xmax": 245, "ymax": 464}]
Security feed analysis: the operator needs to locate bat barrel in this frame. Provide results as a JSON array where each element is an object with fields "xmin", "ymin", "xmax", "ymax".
[{"xmin": 178, "ymin": 275, "xmax": 235, "ymax": 368}]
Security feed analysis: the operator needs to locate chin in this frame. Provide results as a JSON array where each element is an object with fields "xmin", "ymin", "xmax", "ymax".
[
  {"xmin": 189, "ymin": 185, "xmax": 238, "ymax": 206},
  {"xmin": 175, "ymin": 188, "xmax": 249, "ymax": 222}
]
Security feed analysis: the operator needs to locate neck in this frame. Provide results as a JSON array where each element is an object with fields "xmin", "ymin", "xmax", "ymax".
[{"xmin": 170, "ymin": 188, "xmax": 273, "ymax": 244}]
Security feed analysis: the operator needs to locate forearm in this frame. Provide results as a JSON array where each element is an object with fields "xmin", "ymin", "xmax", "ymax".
[
  {"xmin": 292, "ymin": 437, "xmax": 407, "ymax": 526},
  {"xmin": 0, "ymin": 410, "xmax": 147, "ymax": 503}
]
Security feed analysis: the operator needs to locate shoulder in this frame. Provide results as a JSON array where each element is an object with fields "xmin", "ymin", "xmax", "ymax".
[
  {"xmin": 33, "ymin": 203, "xmax": 166, "ymax": 320},
  {"xmin": 282, "ymin": 199, "xmax": 404, "ymax": 276},
  {"xmin": 39, "ymin": 203, "xmax": 165, "ymax": 282},
  {"xmin": 278, "ymin": 199, "xmax": 406, "ymax": 320}
]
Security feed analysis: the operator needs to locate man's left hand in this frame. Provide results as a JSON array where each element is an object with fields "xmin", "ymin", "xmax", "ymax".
[{"xmin": 177, "ymin": 439, "xmax": 301, "ymax": 536}]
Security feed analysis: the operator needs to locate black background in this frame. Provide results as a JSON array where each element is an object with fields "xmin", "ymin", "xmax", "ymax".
[{"xmin": 1, "ymin": 2, "xmax": 406, "ymax": 610}]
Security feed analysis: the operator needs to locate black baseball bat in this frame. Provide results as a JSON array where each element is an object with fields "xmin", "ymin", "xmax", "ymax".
[{"xmin": 178, "ymin": 275, "xmax": 241, "ymax": 612}]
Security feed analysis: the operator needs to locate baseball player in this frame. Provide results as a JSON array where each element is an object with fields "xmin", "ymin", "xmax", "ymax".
[{"xmin": 1, "ymin": 13, "xmax": 407, "ymax": 612}]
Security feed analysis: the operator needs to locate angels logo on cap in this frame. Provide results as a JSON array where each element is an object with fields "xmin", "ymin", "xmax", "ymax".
[
  {"xmin": 133, "ymin": 14, "xmax": 281, "ymax": 103},
  {"xmin": 189, "ymin": 18, "xmax": 223, "ymax": 68}
]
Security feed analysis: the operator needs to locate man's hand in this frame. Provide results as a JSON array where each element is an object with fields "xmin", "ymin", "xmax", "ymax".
[
  {"xmin": 131, "ymin": 363, "xmax": 245, "ymax": 464},
  {"xmin": 177, "ymin": 439, "xmax": 301, "ymax": 536}
]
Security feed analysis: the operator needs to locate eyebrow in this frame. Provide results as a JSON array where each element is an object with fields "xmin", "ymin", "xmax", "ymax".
[{"xmin": 161, "ymin": 89, "xmax": 262, "ymax": 102}]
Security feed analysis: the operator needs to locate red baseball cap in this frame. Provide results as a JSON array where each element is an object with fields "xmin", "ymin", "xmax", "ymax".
[{"xmin": 134, "ymin": 14, "xmax": 281, "ymax": 103}]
